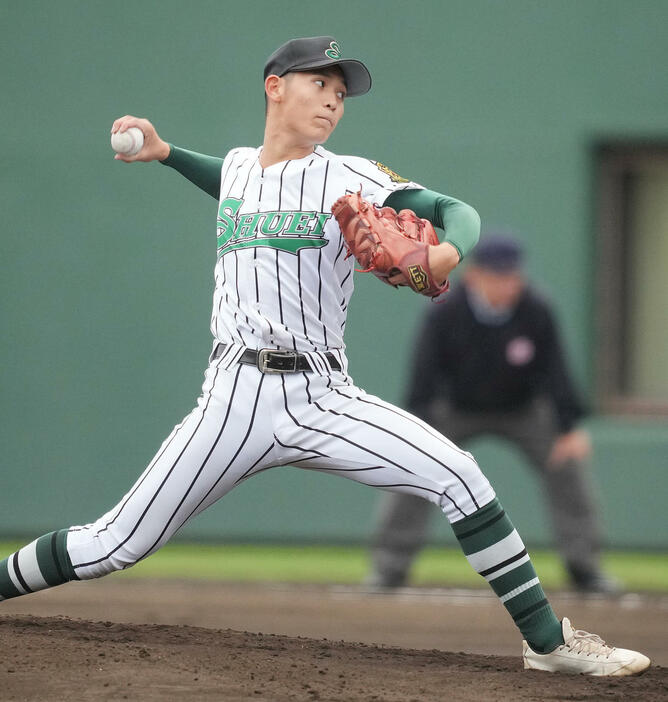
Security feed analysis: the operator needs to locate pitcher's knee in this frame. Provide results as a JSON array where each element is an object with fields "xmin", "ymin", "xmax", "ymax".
[
  {"xmin": 67, "ymin": 527, "xmax": 154, "ymax": 580},
  {"xmin": 435, "ymin": 452, "xmax": 496, "ymax": 522}
]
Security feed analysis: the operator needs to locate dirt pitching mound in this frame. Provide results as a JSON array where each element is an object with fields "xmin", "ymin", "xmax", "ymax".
[{"xmin": 1, "ymin": 614, "xmax": 664, "ymax": 701}]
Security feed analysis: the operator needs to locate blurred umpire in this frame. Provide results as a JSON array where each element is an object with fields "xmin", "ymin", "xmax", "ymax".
[{"xmin": 367, "ymin": 234, "xmax": 619, "ymax": 594}]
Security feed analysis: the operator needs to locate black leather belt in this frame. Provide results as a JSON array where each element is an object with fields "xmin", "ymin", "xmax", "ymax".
[{"xmin": 212, "ymin": 344, "xmax": 341, "ymax": 374}]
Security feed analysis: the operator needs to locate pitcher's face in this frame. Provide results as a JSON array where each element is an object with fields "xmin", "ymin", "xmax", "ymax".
[{"xmin": 277, "ymin": 69, "xmax": 346, "ymax": 144}]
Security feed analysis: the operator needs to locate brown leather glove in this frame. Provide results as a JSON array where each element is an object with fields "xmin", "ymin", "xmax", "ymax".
[{"xmin": 331, "ymin": 191, "xmax": 449, "ymax": 298}]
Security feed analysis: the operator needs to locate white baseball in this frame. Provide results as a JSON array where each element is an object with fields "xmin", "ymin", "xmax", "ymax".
[{"xmin": 111, "ymin": 127, "xmax": 144, "ymax": 156}]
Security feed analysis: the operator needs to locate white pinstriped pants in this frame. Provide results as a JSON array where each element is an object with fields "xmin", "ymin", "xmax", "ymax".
[{"xmin": 67, "ymin": 357, "xmax": 495, "ymax": 579}]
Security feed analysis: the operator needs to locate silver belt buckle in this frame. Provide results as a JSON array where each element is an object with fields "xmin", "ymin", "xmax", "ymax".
[{"xmin": 256, "ymin": 348, "xmax": 298, "ymax": 374}]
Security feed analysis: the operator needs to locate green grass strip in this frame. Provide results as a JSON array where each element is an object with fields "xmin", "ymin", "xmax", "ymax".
[{"xmin": 1, "ymin": 542, "xmax": 666, "ymax": 591}]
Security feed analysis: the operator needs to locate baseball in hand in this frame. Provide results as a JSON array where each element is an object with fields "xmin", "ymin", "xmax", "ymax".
[{"xmin": 111, "ymin": 127, "xmax": 144, "ymax": 156}]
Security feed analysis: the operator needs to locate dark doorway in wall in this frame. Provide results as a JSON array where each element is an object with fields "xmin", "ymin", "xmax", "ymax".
[{"xmin": 594, "ymin": 141, "xmax": 668, "ymax": 415}]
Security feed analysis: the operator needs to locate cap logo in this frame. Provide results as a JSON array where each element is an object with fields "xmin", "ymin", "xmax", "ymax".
[{"xmin": 325, "ymin": 41, "xmax": 341, "ymax": 60}]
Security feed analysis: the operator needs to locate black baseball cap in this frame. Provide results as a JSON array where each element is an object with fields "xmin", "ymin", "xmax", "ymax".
[
  {"xmin": 471, "ymin": 235, "xmax": 525, "ymax": 272},
  {"xmin": 263, "ymin": 36, "xmax": 372, "ymax": 97}
]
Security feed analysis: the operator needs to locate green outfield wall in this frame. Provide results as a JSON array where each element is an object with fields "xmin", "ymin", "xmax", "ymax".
[{"xmin": 1, "ymin": 1, "xmax": 667, "ymax": 548}]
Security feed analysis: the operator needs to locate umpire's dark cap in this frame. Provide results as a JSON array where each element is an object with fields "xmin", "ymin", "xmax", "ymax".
[
  {"xmin": 264, "ymin": 36, "xmax": 372, "ymax": 97},
  {"xmin": 471, "ymin": 235, "xmax": 525, "ymax": 272}
]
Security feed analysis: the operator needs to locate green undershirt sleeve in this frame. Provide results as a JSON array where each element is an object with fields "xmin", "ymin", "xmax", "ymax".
[
  {"xmin": 160, "ymin": 144, "xmax": 223, "ymax": 200},
  {"xmin": 384, "ymin": 188, "xmax": 481, "ymax": 260}
]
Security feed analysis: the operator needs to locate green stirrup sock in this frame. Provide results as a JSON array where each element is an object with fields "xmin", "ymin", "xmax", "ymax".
[
  {"xmin": 452, "ymin": 498, "xmax": 563, "ymax": 653},
  {"xmin": 0, "ymin": 530, "xmax": 77, "ymax": 601}
]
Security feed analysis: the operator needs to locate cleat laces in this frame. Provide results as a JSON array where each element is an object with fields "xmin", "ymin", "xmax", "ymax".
[{"xmin": 566, "ymin": 628, "xmax": 615, "ymax": 659}]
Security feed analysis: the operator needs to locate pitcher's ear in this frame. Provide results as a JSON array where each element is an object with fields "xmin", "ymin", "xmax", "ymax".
[{"xmin": 265, "ymin": 74, "xmax": 284, "ymax": 104}]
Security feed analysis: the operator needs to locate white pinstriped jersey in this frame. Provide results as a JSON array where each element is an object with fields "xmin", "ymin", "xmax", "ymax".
[{"xmin": 211, "ymin": 145, "xmax": 422, "ymax": 368}]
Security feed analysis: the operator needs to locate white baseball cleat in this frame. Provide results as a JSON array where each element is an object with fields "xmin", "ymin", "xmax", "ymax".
[{"xmin": 523, "ymin": 617, "xmax": 651, "ymax": 676}]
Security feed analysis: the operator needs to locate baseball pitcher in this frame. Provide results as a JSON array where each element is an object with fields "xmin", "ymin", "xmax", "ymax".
[{"xmin": 0, "ymin": 36, "xmax": 649, "ymax": 677}]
